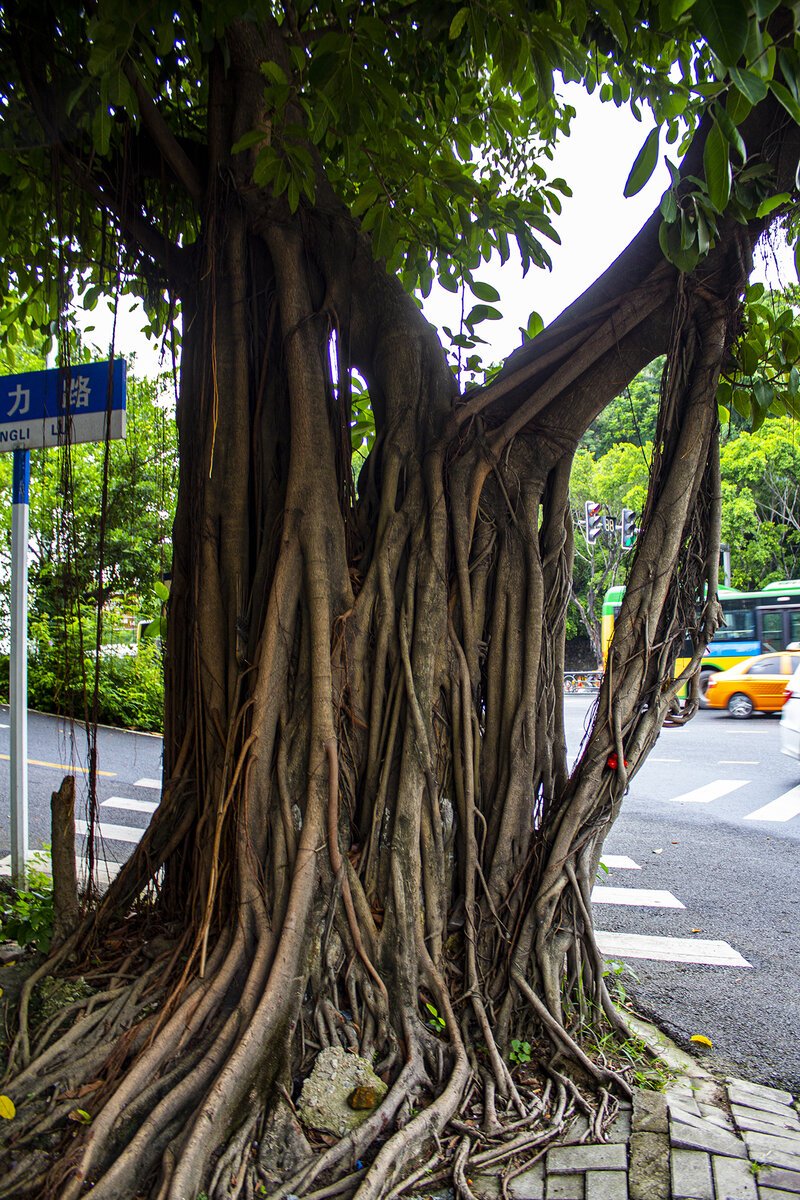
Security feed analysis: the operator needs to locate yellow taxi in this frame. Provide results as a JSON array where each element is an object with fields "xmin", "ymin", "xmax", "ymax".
[{"xmin": 705, "ymin": 650, "xmax": 800, "ymax": 719}]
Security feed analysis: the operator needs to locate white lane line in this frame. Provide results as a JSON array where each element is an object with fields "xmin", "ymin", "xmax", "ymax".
[
  {"xmin": 0, "ymin": 854, "xmax": 120, "ymax": 885},
  {"xmin": 669, "ymin": 779, "xmax": 749, "ymax": 804},
  {"xmin": 133, "ymin": 777, "xmax": 162, "ymax": 790},
  {"xmin": 0, "ymin": 723, "xmax": 8, "ymax": 728},
  {"xmin": 596, "ymin": 931, "xmax": 752, "ymax": 967},
  {"xmin": 592, "ymin": 887, "xmax": 685, "ymax": 909},
  {"xmin": 599, "ymin": 855, "xmax": 641, "ymax": 870},
  {"xmin": 743, "ymin": 784, "xmax": 800, "ymax": 823},
  {"xmin": 650, "ymin": 757, "xmax": 680, "ymax": 763},
  {"xmin": 75, "ymin": 819, "xmax": 144, "ymax": 845},
  {"xmin": 718, "ymin": 760, "xmax": 759, "ymax": 765},
  {"xmin": 101, "ymin": 796, "xmax": 158, "ymax": 815}
]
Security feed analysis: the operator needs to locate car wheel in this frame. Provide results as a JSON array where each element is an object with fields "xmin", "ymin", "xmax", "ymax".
[
  {"xmin": 728, "ymin": 692, "xmax": 754, "ymax": 719},
  {"xmin": 698, "ymin": 669, "xmax": 716, "ymax": 709}
]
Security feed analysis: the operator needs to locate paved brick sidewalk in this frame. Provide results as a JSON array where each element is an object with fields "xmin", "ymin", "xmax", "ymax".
[{"xmin": 470, "ymin": 1075, "xmax": 800, "ymax": 1200}]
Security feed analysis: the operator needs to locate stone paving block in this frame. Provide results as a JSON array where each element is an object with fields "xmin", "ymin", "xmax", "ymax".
[
  {"xmin": 755, "ymin": 1168, "xmax": 800, "ymax": 1194},
  {"xmin": 666, "ymin": 1089, "xmax": 703, "ymax": 1119},
  {"xmin": 563, "ymin": 1116, "xmax": 590, "ymax": 1145},
  {"xmin": 729, "ymin": 1088, "xmax": 799, "ymax": 1119},
  {"xmin": 758, "ymin": 1191, "xmax": 800, "ymax": 1200},
  {"xmin": 670, "ymin": 1117, "xmax": 747, "ymax": 1158},
  {"xmin": 509, "ymin": 1161, "xmax": 544, "ymax": 1200},
  {"xmin": 471, "ymin": 1173, "xmax": 501, "ymax": 1199},
  {"xmin": 546, "ymin": 1173, "xmax": 584, "ymax": 1199},
  {"xmin": 629, "ymin": 1132, "xmax": 669, "ymax": 1200},
  {"xmin": 546, "ymin": 1145, "xmax": 627, "ymax": 1174},
  {"xmin": 632, "ymin": 1091, "xmax": 668, "ymax": 1135},
  {"xmin": 732, "ymin": 1105, "xmax": 800, "ymax": 1136},
  {"xmin": 726, "ymin": 1078, "xmax": 795, "ymax": 1107},
  {"xmin": 605, "ymin": 1110, "xmax": 632, "ymax": 1143},
  {"xmin": 698, "ymin": 1103, "xmax": 735, "ymax": 1131},
  {"xmin": 711, "ymin": 1153, "xmax": 758, "ymax": 1200},
  {"xmin": 672, "ymin": 1108, "xmax": 738, "ymax": 1138},
  {"xmin": 585, "ymin": 1170, "xmax": 628, "ymax": 1200},
  {"xmin": 743, "ymin": 1132, "xmax": 800, "ymax": 1172},
  {"xmin": 671, "ymin": 1148, "xmax": 714, "ymax": 1199}
]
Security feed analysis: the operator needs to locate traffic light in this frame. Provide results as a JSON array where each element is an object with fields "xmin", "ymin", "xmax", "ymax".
[
  {"xmin": 621, "ymin": 508, "xmax": 638, "ymax": 549},
  {"xmin": 585, "ymin": 500, "xmax": 602, "ymax": 544}
]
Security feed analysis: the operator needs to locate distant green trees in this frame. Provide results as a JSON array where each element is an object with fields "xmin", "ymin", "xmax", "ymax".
[{"xmin": 572, "ymin": 342, "xmax": 800, "ymax": 659}]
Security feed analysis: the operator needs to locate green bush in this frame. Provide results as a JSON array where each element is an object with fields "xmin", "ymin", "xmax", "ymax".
[
  {"xmin": 0, "ymin": 618, "xmax": 164, "ymax": 732},
  {"xmin": 0, "ymin": 853, "xmax": 54, "ymax": 953}
]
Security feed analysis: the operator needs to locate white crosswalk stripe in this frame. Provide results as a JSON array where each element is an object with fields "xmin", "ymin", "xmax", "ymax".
[
  {"xmin": 101, "ymin": 796, "xmax": 158, "ymax": 815},
  {"xmin": 743, "ymin": 783, "xmax": 800, "ymax": 823},
  {"xmin": 668, "ymin": 779, "xmax": 749, "ymax": 804},
  {"xmin": 591, "ymin": 886, "xmax": 685, "ymax": 908},
  {"xmin": 596, "ymin": 931, "xmax": 752, "ymax": 967},
  {"xmin": 134, "ymin": 777, "xmax": 162, "ymax": 790},
  {"xmin": 75, "ymin": 819, "xmax": 144, "ymax": 845},
  {"xmin": 599, "ymin": 855, "xmax": 641, "ymax": 870}
]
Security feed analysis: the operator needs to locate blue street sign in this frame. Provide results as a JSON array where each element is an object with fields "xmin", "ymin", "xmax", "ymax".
[{"xmin": 0, "ymin": 359, "xmax": 126, "ymax": 452}]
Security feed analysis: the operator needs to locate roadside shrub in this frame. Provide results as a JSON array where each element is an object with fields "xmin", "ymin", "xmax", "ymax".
[{"xmin": 0, "ymin": 619, "xmax": 164, "ymax": 732}]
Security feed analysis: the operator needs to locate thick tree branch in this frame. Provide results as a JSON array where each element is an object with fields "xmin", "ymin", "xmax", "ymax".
[{"xmin": 122, "ymin": 59, "xmax": 205, "ymax": 209}]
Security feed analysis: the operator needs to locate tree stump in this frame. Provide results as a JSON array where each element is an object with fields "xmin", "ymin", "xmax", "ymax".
[{"xmin": 50, "ymin": 775, "xmax": 78, "ymax": 948}]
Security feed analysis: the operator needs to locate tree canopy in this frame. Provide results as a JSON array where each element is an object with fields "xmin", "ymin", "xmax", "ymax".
[{"xmin": 2, "ymin": 4, "xmax": 800, "ymax": 1200}]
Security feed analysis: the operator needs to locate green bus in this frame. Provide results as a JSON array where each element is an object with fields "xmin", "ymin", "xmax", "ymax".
[{"xmin": 601, "ymin": 579, "xmax": 800, "ymax": 705}]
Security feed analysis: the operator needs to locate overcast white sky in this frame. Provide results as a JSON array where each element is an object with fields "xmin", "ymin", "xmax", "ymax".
[{"xmin": 81, "ymin": 84, "xmax": 795, "ymax": 379}]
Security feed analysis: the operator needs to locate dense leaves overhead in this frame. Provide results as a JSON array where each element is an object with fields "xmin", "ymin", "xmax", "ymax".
[{"xmin": 2, "ymin": 0, "xmax": 799, "ymax": 358}]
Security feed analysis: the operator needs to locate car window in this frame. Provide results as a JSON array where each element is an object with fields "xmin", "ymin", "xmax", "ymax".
[
  {"xmin": 745, "ymin": 655, "xmax": 782, "ymax": 675},
  {"xmin": 790, "ymin": 654, "xmax": 800, "ymax": 674}
]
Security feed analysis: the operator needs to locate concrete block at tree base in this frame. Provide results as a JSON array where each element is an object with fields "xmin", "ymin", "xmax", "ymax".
[
  {"xmin": 670, "ymin": 1148, "xmax": 713, "ymax": 1200},
  {"xmin": 296, "ymin": 1046, "xmax": 388, "ymax": 1136},
  {"xmin": 585, "ymin": 1169, "xmax": 628, "ymax": 1200},
  {"xmin": 628, "ymin": 1132, "xmax": 669, "ymax": 1200},
  {"xmin": 631, "ymin": 1091, "xmax": 668, "ymax": 1135},
  {"xmin": 710, "ymin": 1153, "xmax": 757, "ymax": 1200}
]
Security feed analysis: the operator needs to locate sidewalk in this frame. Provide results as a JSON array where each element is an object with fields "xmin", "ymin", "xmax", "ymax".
[
  {"xmin": 464, "ymin": 1018, "xmax": 800, "ymax": 1200},
  {"xmin": 485, "ymin": 1074, "xmax": 800, "ymax": 1200}
]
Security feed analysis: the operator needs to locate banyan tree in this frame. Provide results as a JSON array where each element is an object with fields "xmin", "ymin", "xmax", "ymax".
[{"xmin": 1, "ymin": 1, "xmax": 799, "ymax": 1197}]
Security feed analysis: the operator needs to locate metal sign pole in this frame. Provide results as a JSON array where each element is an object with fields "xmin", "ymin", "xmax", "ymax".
[{"xmin": 10, "ymin": 448, "xmax": 30, "ymax": 888}]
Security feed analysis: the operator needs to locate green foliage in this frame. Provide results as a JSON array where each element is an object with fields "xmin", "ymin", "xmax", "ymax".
[
  {"xmin": 717, "ymin": 284, "xmax": 800, "ymax": 432},
  {"xmin": 1, "ymin": 0, "xmax": 799, "ymax": 378},
  {"xmin": 424, "ymin": 1002, "xmax": 446, "ymax": 1035},
  {"xmin": 508, "ymin": 1038, "xmax": 532, "ymax": 1065},
  {"xmin": 580, "ymin": 361, "xmax": 661, "ymax": 458},
  {"xmin": 719, "ymin": 415, "xmax": 800, "ymax": 588},
  {"xmin": 0, "ymin": 851, "xmax": 54, "ymax": 954}
]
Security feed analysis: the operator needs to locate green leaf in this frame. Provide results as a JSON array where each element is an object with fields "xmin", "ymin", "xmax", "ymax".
[
  {"xmin": 623, "ymin": 126, "xmax": 661, "ymax": 198},
  {"xmin": 712, "ymin": 103, "xmax": 746, "ymax": 161},
  {"xmin": 448, "ymin": 8, "xmax": 469, "ymax": 39},
  {"xmin": 729, "ymin": 66, "xmax": 768, "ymax": 104},
  {"xmin": 468, "ymin": 280, "xmax": 501, "ymax": 302},
  {"xmin": 755, "ymin": 193, "xmax": 790, "ymax": 217},
  {"xmin": 691, "ymin": 0, "xmax": 749, "ymax": 66},
  {"xmin": 770, "ymin": 80, "xmax": 800, "ymax": 127},
  {"xmin": 703, "ymin": 122, "xmax": 731, "ymax": 212},
  {"xmin": 232, "ymin": 130, "xmax": 267, "ymax": 154},
  {"xmin": 795, "ymin": 236, "xmax": 800, "ymax": 284},
  {"xmin": 465, "ymin": 304, "xmax": 502, "ymax": 325}
]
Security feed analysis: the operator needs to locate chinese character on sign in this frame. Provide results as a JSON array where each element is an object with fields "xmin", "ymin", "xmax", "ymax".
[
  {"xmin": 58, "ymin": 375, "xmax": 92, "ymax": 411},
  {"xmin": 7, "ymin": 384, "xmax": 30, "ymax": 417},
  {"xmin": 70, "ymin": 376, "xmax": 91, "ymax": 409}
]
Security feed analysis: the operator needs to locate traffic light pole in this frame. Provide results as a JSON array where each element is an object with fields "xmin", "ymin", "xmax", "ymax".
[{"xmin": 10, "ymin": 448, "xmax": 30, "ymax": 888}]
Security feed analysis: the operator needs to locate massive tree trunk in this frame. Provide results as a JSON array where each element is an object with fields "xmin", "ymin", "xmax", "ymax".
[{"xmin": 2, "ymin": 21, "xmax": 799, "ymax": 1200}]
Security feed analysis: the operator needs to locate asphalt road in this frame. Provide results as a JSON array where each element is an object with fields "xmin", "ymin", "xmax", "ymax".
[
  {"xmin": 566, "ymin": 695, "xmax": 800, "ymax": 1091},
  {"xmin": 1, "ymin": 700, "xmax": 798, "ymax": 1090}
]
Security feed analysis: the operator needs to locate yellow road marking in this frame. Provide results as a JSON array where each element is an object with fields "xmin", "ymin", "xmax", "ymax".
[{"xmin": 0, "ymin": 754, "xmax": 115, "ymax": 777}]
